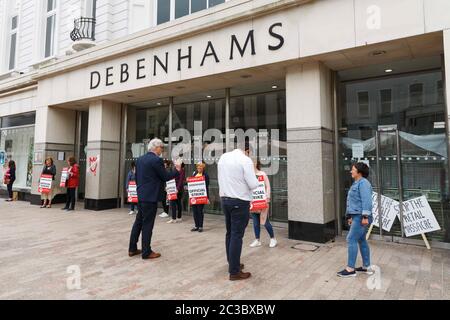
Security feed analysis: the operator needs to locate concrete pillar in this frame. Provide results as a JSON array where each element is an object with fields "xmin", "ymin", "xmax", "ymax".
[
  {"xmin": 84, "ymin": 100, "xmax": 122, "ymax": 210},
  {"xmin": 286, "ymin": 62, "xmax": 336, "ymax": 243},
  {"xmin": 31, "ymin": 106, "xmax": 77, "ymax": 205}
]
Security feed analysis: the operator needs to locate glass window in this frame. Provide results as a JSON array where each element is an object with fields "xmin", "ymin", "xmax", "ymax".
[
  {"xmin": 0, "ymin": 126, "xmax": 35, "ymax": 189},
  {"xmin": 8, "ymin": 30, "xmax": 17, "ymax": 70},
  {"xmin": 175, "ymin": 0, "xmax": 190, "ymax": 18},
  {"xmin": 409, "ymin": 83, "xmax": 423, "ymax": 107},
  {"xmin": 437, "ymin": 80, "xmax": 444, "ymax": 104},
  {"xmin": 44, "ymin": 0, "xmax": 57, "ymax": 58},
  {"xmin": 191, "ymin": 0, "xmax": 207, "ymax": 13},
  {"xmin": 157, "ymin": 0, "xmax": 226, "ymax": 25},
  {"xmin": 173, "ymin": 91, "xmax": 226, "ymax": 216},
  {"xmin": 47, "ymin": 0, "xmax": 55, "ymax": 12},
  {"xmin": 157, "ymin": 0, "xmax": 171, "ymax": 24},
  {"xmin": 357, "ymin": 91, "xmax": 369, "ymax": 117},
  {"xmin": 8, "ymin": 14, "xmax": 18, "ymax": 70},
  {"xmin": 11, "ymin": 15, "xmax": 18, "ymax": 29},
  {"xmin": 380, "ymin": 89, "xmax": 392, "ymax": 114},
  {"xmin": 209, "ymin": 0, "xmax": 225, "ymax": 6},
  {"xmin": 85, "ymin": 0, "xmax": 97, "ymax": 18},
  {"xmin": 1, "ymin": 113, "xmax": 36, "ymax": 128},
  {"xmin": 338, "ymin": 69, "xmax": 449, "ymax": 243},
  {"xmin": 45, "ymin": 15, "xmax": 55, "ymax": 58},
  {"xmin": 230, "ymin": 88, "xmax": 287, "ymax": 222}
]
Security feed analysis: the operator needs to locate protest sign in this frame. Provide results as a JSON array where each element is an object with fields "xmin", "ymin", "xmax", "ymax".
[
  {"xmin": 250, "ymin": 175, "xmax": 268, "ymax": 211},
  {"xmin": 187, "ymin": 176, "xmax": 208, "ymax": 205}
]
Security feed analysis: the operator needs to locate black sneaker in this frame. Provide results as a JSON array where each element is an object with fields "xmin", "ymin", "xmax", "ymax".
[
  {"xmin": 337, "ymin": 269, "xmax": 356, "ymax": 278},
  {"xmin": 191, "ymin": 227, "xmax": 199, "ymax": 232},
  {"xmin": 198, "ymin": 228, "xmax": 203, "ymax": 233},
  {"xmin": 355, "ymin": 267, "xmax": 374, "ymax": 275}
]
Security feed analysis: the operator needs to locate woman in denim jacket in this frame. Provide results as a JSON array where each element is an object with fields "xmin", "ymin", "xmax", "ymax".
[{"xmin": 337, "ymin": 162, "xmax": 374, "ymax": 278}]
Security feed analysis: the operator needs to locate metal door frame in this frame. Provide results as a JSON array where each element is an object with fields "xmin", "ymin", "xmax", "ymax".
[{"xmin": 375, "ymin": 127, "xmax": 405, "ymax": 238}]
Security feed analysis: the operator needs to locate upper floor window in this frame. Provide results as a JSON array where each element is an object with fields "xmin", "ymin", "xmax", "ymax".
[
  {"xmin": 409, "ymin": 83, "xmax": 423, "ymax": 108},
  {"xmin": 437, "ymin": 80, "xmax": 444, "ymax": 105},
  {"xmin": 44, "ymin": 0, "xmax": 57, "ymax": 58},
  {"xmin": 84, "ymin": 0, "xmax": 97, "ymax": 18},
  {"xmin": 357, "ymin": 91, "xmax": 370, "ymax": 118},
  {"xmin": 379, "ymin": 89, "xmax": 392, "ymax": 114},
  {"xmin": 157, "ymin": 0, "xmax": 226, "ymax": 25},
  {"xmin": 8, "ymin": 14, "xmax": 18, "ymax": 70}
]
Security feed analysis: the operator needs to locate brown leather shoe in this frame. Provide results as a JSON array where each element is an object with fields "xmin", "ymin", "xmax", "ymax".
[
  {"xmin": 129, "ymin": 250, "xmax": 142, "ymax": 257},
  {"xmin": 229, "ymin": 271, "xmax": 251, "ymax": 281},
  {"xmin": 143, "ymin": 252, "xmax": 161, "ymax": 260}
]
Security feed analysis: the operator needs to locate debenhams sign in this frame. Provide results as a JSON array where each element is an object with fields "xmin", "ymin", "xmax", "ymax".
[{"xmin": 89, "ymin": 23, "xmax": 285, "ymax": 90}]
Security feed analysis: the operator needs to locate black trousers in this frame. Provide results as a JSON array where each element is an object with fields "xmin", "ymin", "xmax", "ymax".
[
  {"xmin": 129, "ymin": 201, "xmax": 158, "ymax": 258},
  {"xmin": 161, "ymin": 191, "xmax": 169, "ymax": 213},
  {"xmin": 65, "ymin": 188, "xmax": 76, "ymax": 209},
  {"xmin": 222, "ymin": 198, "xmax": 250, "ymax": 275},
  {"xmin": 170, "ymin": 190, "xmax": 183, "ymax": 219},
  {"xmin": 7, "ymin": 182, "xmax": 13, "ymax": 199},
  {"xmin": 192, "ymin": 204, "xmax": 205, "ymax": 228}
]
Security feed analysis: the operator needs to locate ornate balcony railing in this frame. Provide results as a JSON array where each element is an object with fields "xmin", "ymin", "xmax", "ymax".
[{"xmin": 70, "ymin": 17, "xmax": 96, "ymax": 42}]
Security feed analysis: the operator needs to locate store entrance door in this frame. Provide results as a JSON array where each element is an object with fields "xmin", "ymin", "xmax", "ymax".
[{"xmin": 75, "ymin": 111, "xmax": 89, "ymax": 200}]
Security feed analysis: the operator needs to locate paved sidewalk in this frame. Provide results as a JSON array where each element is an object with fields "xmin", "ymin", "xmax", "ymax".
[{"xmin": 0, "ymin": 201, "xmax": 449, "ymax": 300}]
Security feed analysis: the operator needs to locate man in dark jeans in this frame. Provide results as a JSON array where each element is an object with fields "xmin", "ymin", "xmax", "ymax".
[
  {"xmin": 218, "ymin": 143, "xmax": 259, "ymax": 281},
  {"xmin": 128, "ymin": 138, "xmax": 180, "ymax": 260}
]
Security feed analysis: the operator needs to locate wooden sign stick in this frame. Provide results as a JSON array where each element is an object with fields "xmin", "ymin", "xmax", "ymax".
[
  {"xmin": 366, "ymin": 224, "xmax": 374, "ymax": 240},
  {"xmin": 421, "ymin": 233, "xmax": 431, "ymax": 250}
]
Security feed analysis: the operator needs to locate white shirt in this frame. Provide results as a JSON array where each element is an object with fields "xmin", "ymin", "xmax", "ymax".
[{"xmin": 218, "ymin": 149, "xmax": 259, "ymax": 202}]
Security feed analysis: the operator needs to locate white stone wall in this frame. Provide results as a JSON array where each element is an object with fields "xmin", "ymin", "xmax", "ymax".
[{"xmin": 0, "ymin": 0, "xmax": 134, "ymax": 76}]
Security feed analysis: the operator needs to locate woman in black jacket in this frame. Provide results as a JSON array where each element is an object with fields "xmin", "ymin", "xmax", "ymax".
[
  {"xmin": 190, "ymin": 162, "xmax": 210, "ymax": 233},
  {"xmin": 4, "ymin": 160, "xmax": 16, "ymax": 202},
  {"xmin": 41, "ymin": 157, "xmax": 57, "ymax": 208}
]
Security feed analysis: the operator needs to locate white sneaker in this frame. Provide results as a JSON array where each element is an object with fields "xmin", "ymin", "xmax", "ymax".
[
  {"xmin": 269, "ymin": 238, "xmax": 278, "ymax": 248},
  {"xmin": 250, "ymin": 240, "xmax": 262, "ymax": 248},
  {"xmin": 128, "ymin": 210, "xmax": 135, "ymax": 215},
  {"xmin": 176, "ymin": 218, "xmax": 182, "ymax": 223},
  {"xmin": 166, "ymin": 219, "xmax": 176, "ymax": 224},
  {"xmin": 159, "ymin": 212, "xmax": 169, "ymax": 218}
]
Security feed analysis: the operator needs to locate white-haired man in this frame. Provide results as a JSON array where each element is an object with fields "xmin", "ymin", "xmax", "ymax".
[{"xmin": 128, "ymin": 138, "xmax": 181, "ymax": 260}]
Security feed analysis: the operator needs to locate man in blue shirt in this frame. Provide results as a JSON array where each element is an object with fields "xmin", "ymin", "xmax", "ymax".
[{"xmin": 128, "ymin": 138, "xmax": 181, "ymax": 260}]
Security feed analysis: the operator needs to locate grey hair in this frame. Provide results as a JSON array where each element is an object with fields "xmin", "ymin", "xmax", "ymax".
[{"xmin": 148, "ymin": 138, "xmax": 164, "ymax": 152}]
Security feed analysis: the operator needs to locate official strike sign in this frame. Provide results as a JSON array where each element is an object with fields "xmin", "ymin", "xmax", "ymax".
[
  {"xmin": 187, "ymin": 176, "xmax": 208, "ymax": 205},
  {"xmin": 166, "ymin": 179, "xmax": 178, "ymax": 200},
  {"xmin": 60, "ymin": 168, "xmax": 69, "ymax": 187},
  {"xmin": 400, "ymin": 196, "xmax": 441, "ymax": 237},
  {"xmin": 127, "ymin": 181, "xmax": 138, "ymax": 203},
  {"xmin": 250, "ymin": 175, "xmax": 268, "ymax": 211},
  {"xmin": 38, "ymin": 174, "xmax": 53, "ymax": 194}
]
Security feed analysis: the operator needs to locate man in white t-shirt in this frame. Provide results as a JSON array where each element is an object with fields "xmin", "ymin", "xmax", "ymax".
[{"xmin": 218, "ymin": 143, "xmax": 259, "ymax": 281}]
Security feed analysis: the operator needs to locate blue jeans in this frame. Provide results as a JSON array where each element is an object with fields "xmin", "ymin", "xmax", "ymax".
[
  {"xmin": 251, "ymin": 213, "xmax": 274, "ymax": 239},
  {"xmin": 222, "ymin": 198, "xmax": 250, "ymax": 275},
  {"xmin": 347, "ymin": 214, "xmax": 373, "ymax": 269}
]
